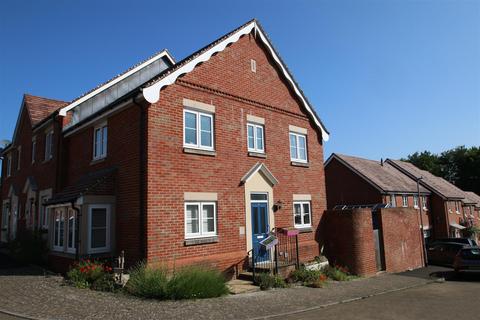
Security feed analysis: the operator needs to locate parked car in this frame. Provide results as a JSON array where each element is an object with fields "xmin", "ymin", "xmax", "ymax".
[
  {"xmin": 427, "ymin": 242, "xmax": 468, "ymax": 266},
  {"xmin": 453, "ymin": 247, "xmax": 480, "ymax": 273},
  {"xmin": 434, "ymin": 238, "xmax": 477, "ymax": 247}
]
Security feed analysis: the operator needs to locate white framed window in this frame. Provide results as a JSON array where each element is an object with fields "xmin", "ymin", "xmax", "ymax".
[
  {"xmin": 16, "ymin": 147, "xmax": 21, "ymax": 171},
  {"xmin": 40, "ymin": 196, "xmax": 50, "ymax": 229},
  {"xmin": 183, "ymin": 109, "xmax": 214, "ymax": 150},
  {"xmin": 390, "ymin": 194, "xmax": 397, "ymax": 208},
  {"xmin": 422, "ymin": 196, "xmax": 428, "ymax": 210},
  {"xmin": 31, "ymin": 137, "xmax": 36, "ymax": 163},
  {"xmin": 289, "ymin": 132, "xmax": 307, "ymax": 162},
  {"xmin": 45, "ymin": 130, "xmax": 53, "ymax": 160},
  {"xmin": 455, "ymin": 201, "xmax": 460, "ymax": 214},
  {"xmin": 413, "ymin": 195, "xmax": 419, "ymax": 209},
  {"xmin": 294, "ymin": 201, "xmax": 311, "ymax": 228},
  {"xmin": 251, "ymin": 59, "xmax": 257, "ymax": 73},
  {"xmin": 93, "ymin": 123, "xmax": 108, "ymax": 160},
  {"xmin": 247, "ymin": 123, "xmax": 264, "ymax": 153},
  {"xmin": 6, "ymin": 154, "xmax": 12, "ymax": 177},
  {"xmin": 402, "ymin": 195, "xmax": 408, "ymax": 207},
  {"xmin": 185, "ymin": 202, "xmax": 217, "ymax": 238},
  {"xmin": 53, "ymin": 208, "xmax": 65, "ymax": 251},
  {"xmin": 88, "ymin": 204, "xmax": 111, "ymax": 254},
  {"xmin": 67, "ymin": 209, "xmax": 76, "ymax": 253}
]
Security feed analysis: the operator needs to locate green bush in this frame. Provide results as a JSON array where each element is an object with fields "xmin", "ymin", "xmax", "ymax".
[
  {"xmin": 290, "ymin": 267, "xmax": 323, "ymax": 284},
  {"xmin": 255, "ymin": 272, "xmax": 287, "ymax": 290},
  {"xmin": 125, "ymin": 262, "xmax": 169, "ymax": 299},
  {"xmin": 8, "ymin": 230, "xmax": 48, "ymax": 265},
  {"xmin": 167, "ymin": 266, "xmax": 228, "ymax": 299},
  {"xmin": 324, "ymin": 265, "xmax": 351, "ymax": 281},
  {"xmin": 91, "ymin": 273, "xmax": 116, "ymax": 292}
]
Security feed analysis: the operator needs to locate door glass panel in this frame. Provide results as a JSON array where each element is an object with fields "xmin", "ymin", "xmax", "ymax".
[
  {"xmin": 252, "ymin": 206, "xmax": 259, "ymax": 234},
  {"xmin": 251, "ymin": 194, "xmax": 267, "ymax": 201},
  {"xmin": 259, "ymin": 206, "xmax": 267, "ymax": 233}
]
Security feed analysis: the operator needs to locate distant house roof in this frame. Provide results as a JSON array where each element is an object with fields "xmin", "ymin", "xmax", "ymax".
[
  {"xmin": 24, "ymin": 94, "xmax": 68, "ymax": 126},
  {"xmin": 325, "ymin": 153, "xmax": 430, "ymax": 194},
  {"xmin": 142, "ymin": 19, "xmax": 330, "ymax": 141},
  {"xmin": 463, "ymin": 191, "xmax": 480, "ymax": 207},
  {"xmin": 386, "ymin": 159, "xmax": 465, "ymax": 200}
]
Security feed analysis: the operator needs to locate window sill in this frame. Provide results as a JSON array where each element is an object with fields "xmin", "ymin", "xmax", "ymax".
[
  {"xmin": 90, "ymin": 157, "xmax": 106, "ymax": 165},
  {"xmin": 248, "ymin": 151, "xmax": 266, "ymax": 158},
  {"xmin": 184, "ymin": 236, "xmax": 218, "ymax": 246},
  {"xmin": 295, "ymin": 227, "xmax": 313, "ymax": 233},
  {"xmin": 291, "ymin": 161, "xmax": 309, "ymax": 168},
  {"xmin": 183, "ymin": 147, "xmax": 216, "ymax": 157}
]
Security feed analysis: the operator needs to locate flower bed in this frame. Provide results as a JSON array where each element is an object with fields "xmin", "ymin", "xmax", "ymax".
[{"xmin": 66, "ymin": 259, "xmax": 116, "ymax": 292}]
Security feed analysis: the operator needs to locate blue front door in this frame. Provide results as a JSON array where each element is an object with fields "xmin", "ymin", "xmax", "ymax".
[{"xmin": 251, "ymin": 202, "xmax": 269, "ymax": 262}]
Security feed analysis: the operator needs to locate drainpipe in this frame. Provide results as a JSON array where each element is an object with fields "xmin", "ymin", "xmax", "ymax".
[
  {"xmin": 416, "ymin": 177, "xmax": 427, "ymax": 266},
  {"xmin": 71, "ymin": 200, "xmax": 81, "ymax": 261},
  {"xmin": 132, "ymin": 94, "xmax": 147, "ymax": 262}
]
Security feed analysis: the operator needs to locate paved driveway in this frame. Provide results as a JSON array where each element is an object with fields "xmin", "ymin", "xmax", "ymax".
[
  {"xmin": 0, "ymin": 254, "xmax": 468, "ymax": 320},
  {"xmin": 274, "ymin": 277, "xmax": 480, "ymax": 320}
]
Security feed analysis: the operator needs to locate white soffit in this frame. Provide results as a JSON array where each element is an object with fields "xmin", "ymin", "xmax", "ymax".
[{"xmin": 142, "ymin": 21, "xmax": 330, "ymax": 141}]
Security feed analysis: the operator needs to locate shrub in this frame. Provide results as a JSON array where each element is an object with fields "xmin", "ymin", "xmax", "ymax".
[
  {"xmin": 167, "ymin": 266, "xmax": 228, "ymax": 299},
  {"xmin": 290, "ymin": 267, "xmax": 323, "ymax": 284},
  {"xmin": 306, "ymin": 274, "xmax": 328, "ymax": 288},
  {"xmin": 125, "ymin": 262, "xmax": 168, "ymax": 299},
  {"xmin": 324, "ymin": 265, "xmax": 351, "ymax": 281},
  {"xmin": 8, "ymin": 230, "xmax": 48, "ymax": 265},
  {"xmin": 66, "ymin": 259, "xmax": 115, "ymax": 291},
  {"xmin": 255, "ymin": 272, "xmax": 287, "ymax": 290}
]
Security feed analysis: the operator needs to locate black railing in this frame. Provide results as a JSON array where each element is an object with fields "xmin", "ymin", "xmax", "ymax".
[{"xmin": 249, "ymin": 228, "xmax": 299, "ymax": 281}]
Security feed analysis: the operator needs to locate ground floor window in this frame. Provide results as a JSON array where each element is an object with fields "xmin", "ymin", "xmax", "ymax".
[
  {"xmin": 67, "ymin": 209, "xmax": 76, "ymax": 253},
  {"xmin": 53, "ymin": 209, "xmax": 65, "ymax": 251},
  {"xmin": 185, "ymin": 202, "xmax": 217, "ymax": 238},
  {"xmin": 40, "ymin": 196, "xmax": 50, "ymax": 229},
  {"xmin": 294, "ymin": 201, "xmax": 311, "ymax": 228},
  {"xmin": 88, "ymin": 204, "xmax": 111, "ymax": 254}
]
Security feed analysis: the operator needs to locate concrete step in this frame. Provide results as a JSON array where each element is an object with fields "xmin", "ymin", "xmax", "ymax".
[
  {"xmin": 238, "ymin": 271, "xmax": 254, "ymax": 281},
  {"xmin": 227, "ymin": 279, "xmax": 259, "ymax": 295}
]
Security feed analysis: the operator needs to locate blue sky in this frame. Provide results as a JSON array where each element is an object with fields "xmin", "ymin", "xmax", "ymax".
[{"xmin": 0, "ymin": 0, "xmax": 479, "ymax": 160}]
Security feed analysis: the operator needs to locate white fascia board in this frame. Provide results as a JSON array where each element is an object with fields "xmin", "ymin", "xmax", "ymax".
[
  {"xmin": 59, "ymin": 50, "xmax": 174, "ymax": 116},
  {"xmin": 142, "ymin": 21, "xmax": 330, "ymax": 141}
]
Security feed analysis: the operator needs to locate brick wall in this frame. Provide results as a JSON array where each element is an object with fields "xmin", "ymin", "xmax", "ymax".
[
  {"xmin": 145, "ymin": 33, "xmax": 327, "ymax": 272},
  {"xmin": 379, "ymin": 208, "xmax": 424, "ymax": 273},
  {"xmin": 321, "ymin": 209, "xmax": 377, "ymax": 275},
  {"xmin": 322, "ymin": 208, "xmax": 425, "ymax": 276}
]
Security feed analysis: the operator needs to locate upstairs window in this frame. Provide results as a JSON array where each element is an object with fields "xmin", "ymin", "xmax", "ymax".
[
  {"xmin": 93, "ymin": 123, "xmax": 108, "ymax": 160},
  {"xmin": 402, "ymin": 195, "xmax": 408, "ymax": 207},
  {"xmin": 6, "ymin": 154, "xmax": 11, "ymax": 177},
  {"xmin": 289, "ymin": 132, "xmax": 307, "ymax": 162},
  {"xmin": 422, "ymin": 196, "xmax": 428, "ymax": 210},
  {"xmin": 17, "ymin": 147, "xmax": 21, "ymax": 171},
  {"xmin": 184, "ymin": 109, "xmax": 214, "ymax": 150},
  {"xmin": 247, "ymin": 123, "xmax": 264, "ymax": 153},
  {"xmin": 455, "ymin": 201, "xmax": 460, "ymax": 214},
  {"xmin": 413, "ymin": 195, "xmax": 419, "ymax": 208},
  {"xmin": 390, "ymin": 194, "xmax": 397, "ymax": 208},
  {"xmin": 45, "ymin": 130, "xmax": 54, "ymax": 161},
  {"xmin": 294, "ymin": 201, "xmax": 311, "ymax": 228},
  {"xmin": 31, "ymin": 137, "xmax": 36, "ymax": 163}
]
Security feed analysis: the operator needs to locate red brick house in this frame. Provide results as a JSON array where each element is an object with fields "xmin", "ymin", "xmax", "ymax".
[
  {"xmin": 386, "ymin": 159, "xmax": 472, "ymax": 239},
  {"xmin": 1, "ymin": 20, "xmax": 329, "ymax": 274},
  {"xmin": 323, "ymin": 154, "xmax": 428, "ymax": 274},
  {"xmin": 325, "ymin": 154, "xmax": 433, "ymax": 238}
]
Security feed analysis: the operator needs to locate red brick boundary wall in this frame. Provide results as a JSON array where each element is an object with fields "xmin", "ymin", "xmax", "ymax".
[{"xmin": 321, "ymin": 208, "xmax": 424, "ymax": 276}]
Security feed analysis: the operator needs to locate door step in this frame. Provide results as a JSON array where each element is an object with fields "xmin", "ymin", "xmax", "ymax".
[
  {"xmin": 238, "ymin": 271, "xmax": 254, "ymax": 281},
  {"xmin": 227, "ymin": 279, "xmax": 259, "ymax": 294}
]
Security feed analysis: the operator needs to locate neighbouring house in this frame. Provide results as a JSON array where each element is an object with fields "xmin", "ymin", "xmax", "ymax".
[
  {"xmin": 1, "ymin": 19, "xmax": 329, "ymax": 275},
  {"xmin": 322, "ymin": 153, "xmax": 429, "ymax": 275},
  {"xmin": 386, "ymin": 159, "xmax": 470, "ymax": 239}
]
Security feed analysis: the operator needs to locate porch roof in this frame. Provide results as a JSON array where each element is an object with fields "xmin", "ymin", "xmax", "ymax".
[{"xmin": 45, "ymin": 167, "xmax": 117, "ymax": 206}]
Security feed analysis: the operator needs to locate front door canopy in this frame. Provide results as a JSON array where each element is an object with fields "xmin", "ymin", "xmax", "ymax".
[{"xmin": 241, "ymin": 162, "xmax": 278, "ymax": 186}]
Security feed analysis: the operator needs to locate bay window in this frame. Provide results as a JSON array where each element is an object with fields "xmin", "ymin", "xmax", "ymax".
[
  {"xmin": 53, "ymin": 209, "xmax": 65, "ymax": 251},
  {"xmin": 88, "ymin": 204, "xmax": 111, "ymax": 253}
]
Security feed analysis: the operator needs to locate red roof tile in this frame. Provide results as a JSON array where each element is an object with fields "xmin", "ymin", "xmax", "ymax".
[{"xmin": 24, "ymin": 94, "xmax": 69, "ymax": 126}]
